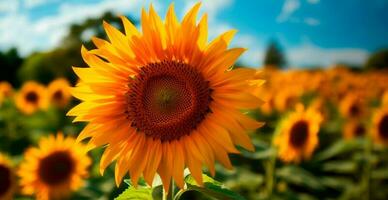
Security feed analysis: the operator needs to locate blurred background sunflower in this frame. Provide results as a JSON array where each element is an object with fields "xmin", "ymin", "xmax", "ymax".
[
  {"xmin": 0, "ymin": 153, "xmax": 17, "ymax": 200},
  {"xmin": 18, "ymin": 134, "xmax": 91, "ymax": 200}
]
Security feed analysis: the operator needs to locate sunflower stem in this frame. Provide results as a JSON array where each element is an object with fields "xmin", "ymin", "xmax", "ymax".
[
  {"xmin": 265, "ymin": 147, "xmax": 277, "ymax": 199},
  {"xmin": 163, "ymin": 180, "xmax": 174, "ymax": 200},
  {"xmin": 362, "ymin": 138, "xmax": 373, "ymax": 200}
]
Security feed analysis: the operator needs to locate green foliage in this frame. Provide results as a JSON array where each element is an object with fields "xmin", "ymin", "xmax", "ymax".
[
  {"xmin": 263, "ymin": 40, "xmax": 286, "ymax": 69},
  {"xmin": 365, "ymin": 49, "xmax": 388, "ymax": 70},
  {"xmin": 314, "ymin": 139, "xmax": 365, "ymax": 161},
  {"xmin": 0, "ymin": 48, "xmax": 23, "ymax": 86},
  {"xmin": 178, "ymin": 174, "xmax": 246, "ymax": 200},
  {"xmin": 277, "ymin": 166, "xmax": 323, "ymax": 190},
  {"xmin": 115, "ymin": 186, "xmax": 153, "ymax": 200}
]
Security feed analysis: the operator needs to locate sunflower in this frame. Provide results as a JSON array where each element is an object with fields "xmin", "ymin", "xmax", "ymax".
[
  {"xmin": 48, "ymin": 78, "xmax": 72, "ymax": 108},
  {"xmin": 15, "ymin": 81, "xmax": 48, "ymax": 114},
  {"xmin": 274, "ymin": 105, "xmax": 323, "ymax": 163},
  {"xmin": 371, "ymin": 106, "xmax": 388, "ymax": 145},
  {"xmin": 0, "ymin": 81, "xmax": 13, "ymax": 105},
  {"xmin": 343, "ymin": 120, "xmax": 366, "ymax": 140},
  {"xmin": 274, "ymin": 86, "xmax": 301, "ymax": 112},
  {"xmin": 18, "ymin": 134, "xmax": 91, "ymax": 200},
  {"xmin": 0, "ymin": 153, "xmax": 16, "ymax": 200},
  {"xmin": 339, "ymin": 93, "xmax": 365, "ymax": 119},
  {"xmin": 67, "ymin": 3, "xmax": 263, "ymax": 191}
]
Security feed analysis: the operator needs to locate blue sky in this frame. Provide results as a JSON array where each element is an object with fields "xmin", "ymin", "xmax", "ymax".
[{"xmin": 0, "ymin": 0, "xmax": 387, "ymax": 67}]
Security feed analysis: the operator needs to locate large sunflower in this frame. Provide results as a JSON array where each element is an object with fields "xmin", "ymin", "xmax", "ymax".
[
  {"xmin": 15, "ymin": 81, "xmax": 48, "ymax": 115},
  {"xmin": 48, "ymin": 78, "xmax": 72, "ymax": 108},
  {"xmin": 0, "ymin": 153, "xmax": 16, "ymax": 200},
  {"xmin": 371, "ymin": 106, "xmax": 388, "ymax": 145},
  {"xmin": 18, "ymin": 134, "xmax": 91, "ymax": 200},
  {"xmin": 67, "ymin": 3, "xmax": 263, "ymax": 191},
  {"xmin": 274, "ymin": 105, "xmax": 323, "ymax": 163}
]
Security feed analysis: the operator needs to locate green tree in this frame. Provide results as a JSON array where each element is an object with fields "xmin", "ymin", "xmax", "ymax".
[
  {"xmin": 0, "ymin": 48, "xmax": 23, "ymax": 86},
  {"xmin": 263, "ymin": 40, "xmax": 286, "ymax": 69},
  {"xmin": 365, "ymin": 49, "xmax": 388, "ymax": 70}
]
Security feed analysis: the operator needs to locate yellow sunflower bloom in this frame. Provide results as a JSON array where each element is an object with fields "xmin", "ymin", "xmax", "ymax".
[
  {"xmin": 339, "ymin": 93, "xmax": 365, "ymax": 119},
  {"xmin": 15, "ymin": 81, "xmax": 48, "ymax": 115},
  {"xmin": 274, "ymin": 86, "xmax": 302, "ymax": 112},
  {"xmin": 0, "ymin": 153, "xmax": 16, "ymax": 200},
  {"xmin": 67, "ymin": 3, "xmax": 263, "ymax": 191},
  {"xmin": 0, "ymin": 81, "xmax": 13, "ymax": 105},
  {"xmin": 48, "ymin": 78, "xmax": 72, "ymax": 108},
  {"xmin": 371, "ymin": 106, "xmax": 388, "ymax": 145},
  {"xmin": 18, "ymin": 134, "xmax": 91, "ymax": 200},
  {"xmin": 343, "ymin": 120, "xmax": 366, "ymax": 140},
  {"xmin": 274, "ymin": 105, "xmax": 323, "ymax": 163}
]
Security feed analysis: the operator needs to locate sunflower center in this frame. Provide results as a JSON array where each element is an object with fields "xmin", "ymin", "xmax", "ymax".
[
  {"xmin": 354, "ymin": 124, "xmax": 365, "ymax": 137},
  {"xmin": 289, "ymin": 120, "xmax": 309, "ymax": 148},
  {"xmin": 126, "ymin": 60, "xmax": 212, "ymax": 142},
  {"xmin": 38, "ymin": 151, "xmax": 74, "ymax": 185},
  {"xmin": 349, "ymin": 103, "xmax": 360, "ymax": 117},
  {"xmin": 378, "ymin": 115, "xmax": 388, "ymax": 139},
  {"xmin": 0, "ymin": 165, "xmax": 11, "ymax": 196},
  {"xmin": 25, "ymin": 91, "xmax": 38, "ymax": 104},
  {"xmin": 53, "ymin": 90, "xmax": 64, "ymax": 102}
]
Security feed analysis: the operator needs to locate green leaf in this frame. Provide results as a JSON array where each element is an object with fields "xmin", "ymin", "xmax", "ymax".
[
  {"xmin": 115, "ymin": 186, "xmax": 153, "ymax": 200},
  {"xmin": 322, "ymin": 161, "xmax": 357, "ymax": 173},
  {"xmin": 180, "ymin": 174, "xmax": 246, "ymax": 200},
  {"xmin": 319, "ymin": 176, "xmax": 353, "ymax": 189},
  {"xmin": 115, "ymin": 180, "xmax": 153, "ymax": 200},
  {"xmin": 314, "ymin": 139, "xmax": 364, "ymax": 161},
  {"xmin": 372, "ymin": 168, "xmax": 388, "ymax": 179},
  {"xmin": 242, "ymin": 147, "xmax": 276, "ymax": 160},
  {"xmin": 276, "ymin": 166, "xmax": 323, "ymax": 190}
]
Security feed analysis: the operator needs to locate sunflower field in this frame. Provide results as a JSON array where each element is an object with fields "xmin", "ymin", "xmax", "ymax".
[{"xmin": 1, "ymin": 2, "xmax": 388, "ymax": 200}]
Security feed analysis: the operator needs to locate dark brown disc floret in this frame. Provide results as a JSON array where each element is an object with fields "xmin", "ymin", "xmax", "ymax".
[
  {"xmin": 378, "ymin": 114, "xmax": 388, "ymax": 139},
  {"xmin": 126, "ymin": 61, "xmax": 212, "ymax": 142},
  {"xmin": 289, "ymin": 120, "xmax": 309, "ymax": 148},
  {"xmin": 0, "ymin": 165, "xmax": 12, "ymax": 196},
  {"xmin": 38, "ymin": 151, "xmax": 75, "ymax": 185},
  {"xmin": 354, "ymin": 123, "xmax": 365, "ymax": 137},
  {"xmin": 25, "ymin": 91, "xmax": 38, "ymax": 104},
  {"xmin": 53, "ymin": 90, "xmax": 64, "ymax": 102}
]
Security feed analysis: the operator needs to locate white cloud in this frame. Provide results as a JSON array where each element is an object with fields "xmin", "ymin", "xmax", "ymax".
[
  {"xmin": 0, "ymin": 0, "xmax": 19, "ymax": 13},
  {"xmin": 232, "ymin": 34, "xmax": 265, "ymax": 67},
  {"xmin": 304, "ymin": 17, "xmax": 320, "ymax": 26},
  {"xmin": 288, "ymin": 42, "xmax": 369, "ymax": 67},
  {"xmin": 306, "ymin": 0, "xmax": 320, "ymax": 4},
  {"xmin": 182, "ymin": 0, "xmax": 233, "ymax": 19},
  {"xmin": 0, "ymin": 0, "xmax": 159, "ymax": 56},
  {"xmin": 277, "ymin": 0, "xmax": 320, "ymax": 26},
  {"xmin": 277, "ymin": 0, "xmax": 300, "ymax": 22},
  {"xmin": 24, "ymin": 0, "xmax": 51, "ymax": 8}
]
